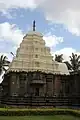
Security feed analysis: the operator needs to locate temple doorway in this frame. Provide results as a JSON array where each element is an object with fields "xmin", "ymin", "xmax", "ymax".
[{"xmin": 35, "ymin": 88, "xmax": 39, "ymax": 96}]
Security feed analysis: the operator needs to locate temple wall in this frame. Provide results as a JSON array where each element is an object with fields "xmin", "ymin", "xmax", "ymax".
[
  {"xmin": 2, "ymin": 72, "xmax": 71, "ymax": 98},
  {"xmin": 1, "ymin": 71, "xmax": 80, "ymax": 107}
]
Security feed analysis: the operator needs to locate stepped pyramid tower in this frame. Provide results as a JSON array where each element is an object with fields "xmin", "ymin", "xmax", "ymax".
[
  {"xmin": 1, "ymin": 21, "xmax": 69, "ymax": 103},
  {"xmin": 7, "ymin": 21, "xmax": 69, "ymax": 75},
  {"xmin": 7, "ymin": 20, "xmax": 54, "ymax": 74}
]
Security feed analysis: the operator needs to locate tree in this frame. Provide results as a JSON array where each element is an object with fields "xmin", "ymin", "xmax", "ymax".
[
  {"xmin": 55, "ymin": 54, "xmax": 63, "ymax": 62},
  {"xmin": 0, "ymin": 55, "xmax": 10, "ymax": 75},
  {"xmin": 69, "ymin": 53, "xmax": 80, "ymax": 72}
]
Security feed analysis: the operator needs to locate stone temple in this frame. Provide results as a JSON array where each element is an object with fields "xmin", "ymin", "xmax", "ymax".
[{"xmin": 1, "ymin": 21, "xmax": 80, "ymax": 107}]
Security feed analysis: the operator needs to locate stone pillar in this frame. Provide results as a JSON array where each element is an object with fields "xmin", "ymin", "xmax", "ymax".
[
  {"xmin": 10, "ymin": 73, "xmax": 18, "ymax": 96},
  {"xmin": 54, "ymin": 75, "xmax": 61, "ymax": 97},
  {"xmin": 43, "ymin": 74, "xmax": 47, "ymax": 96},
  {"xmin": 16, "ymin": 74, "xmax": 19, "ymax": 95},
  {"xmin": 52, "ymin": 75, "xmax": 54, "ymax": 96}
]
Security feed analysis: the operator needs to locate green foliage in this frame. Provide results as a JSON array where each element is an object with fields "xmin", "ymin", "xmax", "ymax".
[
  {"xmin": 0, "ymin": 108, "xmax": 79, "ymax": 117},
  {"xmin": 64, "ymin": 53, "xmax": 80, "ymax": 73},
  {"xmin": 0, "ymin": 55, "xmax": 10, "ymax": 75},
  {"xmin": 69, "ymin": 53, "xmax": 80, "ymax": 72},
  {"xmin": 55, "ymin": 54, "xmax": 63, "ymax": 62}
]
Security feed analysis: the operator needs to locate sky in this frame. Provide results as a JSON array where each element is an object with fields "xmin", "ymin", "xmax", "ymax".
[{"xmin": 0, "ymin": 0, "xmax": 80, "ymax": 61}]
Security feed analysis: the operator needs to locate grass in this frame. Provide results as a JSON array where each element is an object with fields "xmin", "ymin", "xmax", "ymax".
[{"xmin": 0, "ymin": 115, "xmax": 79, "ymax": 120}]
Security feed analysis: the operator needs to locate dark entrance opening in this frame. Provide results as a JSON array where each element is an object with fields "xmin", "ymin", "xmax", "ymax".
[{"xmin": 35, "ymin": 88, "xmax": 39, "ymax": 96}]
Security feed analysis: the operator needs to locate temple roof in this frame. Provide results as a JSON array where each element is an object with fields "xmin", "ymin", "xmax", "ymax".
[
  {"xmin": 52, "ymin": 61, "xmax": 69, "ymax": 75},
  {"xmin": 7, "ymin": 21, "xmax": 69, "ymax": 75},
  {"xmin": 24, "ymin": 31, "xmax": 43, "ymax": 37}
]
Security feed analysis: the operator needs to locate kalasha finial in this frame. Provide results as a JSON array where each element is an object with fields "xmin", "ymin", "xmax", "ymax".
[{"xmin": 33, "ymin": 20, "xmax": 36, "ymax": 31}]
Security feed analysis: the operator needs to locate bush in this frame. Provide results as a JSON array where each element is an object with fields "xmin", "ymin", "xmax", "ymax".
[{"xmin": 0, "ymin": 108, "xmax": 79, "ymax": 117}]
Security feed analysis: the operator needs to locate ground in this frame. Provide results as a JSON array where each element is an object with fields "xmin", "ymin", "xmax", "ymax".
[{"xmin": 0, "ymin": 115, "xmax": 79, "ymax": 120}]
